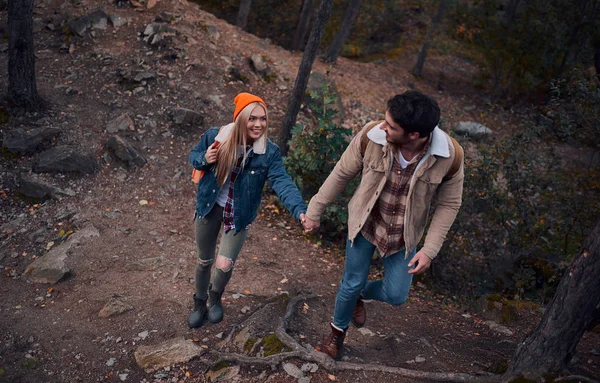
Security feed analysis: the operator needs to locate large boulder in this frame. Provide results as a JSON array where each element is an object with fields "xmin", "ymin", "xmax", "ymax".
[
  {"xmin": 171, "ymin": 107, "xmax": 203, "ymax": 127},
  {"xmin": 134, "ymin": 337, "xmax": 204, "ymax": 373},
  {"xmin": 455, "ymin": 121, "xmax": 493, "ymax": 138},
  {"xmin": 104, "ymin": 136, "xmax": 147, "ymax": 168},
  {"xmin": 18, "ymin": 173, "xmax": 76, "ymax": 200},
  {"xmin": 2, "ymin": 127, "xmax": 62, "ymax": 155},
  {"xmin": 34, "ymin": 146, "xmax": 97, "ymax": 175}
]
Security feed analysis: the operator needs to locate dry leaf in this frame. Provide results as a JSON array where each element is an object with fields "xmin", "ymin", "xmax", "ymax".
[
  {"xmin": 139, "ymin": 200, "xmax": 148, "ymax": 205},
  {"xmin": 328, "ymin": 374, "xmax": 336, "ymax": 381}
]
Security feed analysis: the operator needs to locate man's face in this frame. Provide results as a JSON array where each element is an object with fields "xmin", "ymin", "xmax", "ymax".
[{"xmin": 380, "ymin": 110, "xmax": 412, "ymax": 145}]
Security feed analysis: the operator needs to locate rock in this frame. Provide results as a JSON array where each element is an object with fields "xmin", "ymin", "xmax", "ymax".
[
  {"xmin": 146, "ymin": 0, "xmax": 157, "ymax": 9},
  {"xmin": 108, "ymin": 14, "xmax": 128, "ymax": 28},
  {"xmin": 171, "ymin": 107, "xmax": 203, "ymax": 127},
  {"xmin": 34, "ymin": 146, "xmax": 97, "ymax": 175},
  {"xmin": 2, "ymin": 127, "xmax": 62, "ymax": 155},
  {"xmin": 283, "ymin": 363, "xmax": 304, "ymax": 379},
  {"xmin": 415, "ymin": 356, "xmax": 426, "ymax": 363},
  {"xmin": 206, "ymin": 366, "xmax": 240, "ymax": 382},
  {"xmin": 486, "ymin": 321, "xmax": 514, "ymax": 336},
  {"xmin": 134, "ymin": 337, "xmax": 204, "ymax": 373},
  {"xmin": 106, "ymin": 114, "xmax": 134, "ymax": 133},
  {"xmin": 104, "ymin": 136, "xmax": 147, "ymax": 168},
  {"xmin": 249, "ymin": 55, "xmax": 267, "ymax": 75},
  {"xmin": 99, "ymin": 297, "xmax": 133, "ymax": 318},
  {"xmin": 18, "ymin": 173, "xmax": 76, "ymax": 200},
  {"xmin": 88, "ymin": 9, "xmax": 108, "ymax": 30},
  {"xmin": 1, "ymin": 215, "xmax": 25, "ymax": 232},
  {"xmin": 133, "ymin": 72, "xmax": 155, "ymax": 83},
  {"xmin": 138, "ymin": 331, "xmax": 149, "ymax": 340},
  {"xmin": 455, "ymin": 121, "xmax": 493, "ymax": 138},
  {"xmin": 357, "ymin": 327, "xmax": 375, "ymax": 336},
  {"xmin": 106, "ymin": 357, "xmax": 117, "ymax": 367},
  {"xmin": 69, "ymin": 16, "xmax": 89, "ymax": 37},
  {"xmin": 206, "ymin": 25, "xmax": 219, "ymax": 43},
  {"xmin": 301, "ymin": 363, "xmax": 318, "ymax": 373},
  {"xmin": 24, "ymin": 243, "xmax": 71, "ymax": 283},
  {"xmin": 126, "ymin": 257, "xmax": 171, "ymax": 271}
]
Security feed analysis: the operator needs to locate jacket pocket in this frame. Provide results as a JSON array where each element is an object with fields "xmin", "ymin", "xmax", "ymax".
[{"xmin": 412, "ymin": 174, "xmax": 442, "ymax": 201}]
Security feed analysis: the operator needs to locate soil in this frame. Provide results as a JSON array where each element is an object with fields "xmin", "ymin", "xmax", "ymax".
[{"xmin": 0, "ymin": 1, "xmax": 599, "ymax": 382}]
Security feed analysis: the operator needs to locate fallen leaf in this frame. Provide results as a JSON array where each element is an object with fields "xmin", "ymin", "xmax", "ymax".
[
  {"xmin": 328, "ymin": 374, "xmax": 336, "ymax": 381},
  {"xmin": 244, "ymin": 290, "xmax": 251, "ymax": 294},
  {"xmin": 280, "ymin": 278, "xmax": 288, "ymax": 284},
  {"xmin": 139, "ymin": 200, "xmax": 148, "ymax": 206},
  {"xmin": 46, "ymin": 241, "xmax": 55, "ymax": 250}
]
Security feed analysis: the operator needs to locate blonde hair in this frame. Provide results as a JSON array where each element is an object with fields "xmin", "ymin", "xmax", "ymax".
[{"xmin": 215, "ymin": 102, "xmax": 268, "ymax": 186}]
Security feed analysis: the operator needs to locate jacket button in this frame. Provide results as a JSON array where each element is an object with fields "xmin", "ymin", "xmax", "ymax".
[
  {"xmin": 375, "ymin": 191, "xmax": 379, "ymax": 195},
  {"xmin": 212, "ymin": 189, "xmax": 216, "ymax": 193},
  {"xmin": 251, "ymin": 170, "xmax": 255, "ymax": 174},
  {"xmin": 206, "ymin": 203, "xmax": 210, "ymax": 207},
  {"xmin": 370, "ymin": 164, "xmax": 375, "ymax": 169},
  {"xmin": 426, "ymin": 178, "xmax": 430, "ymax": 182}
]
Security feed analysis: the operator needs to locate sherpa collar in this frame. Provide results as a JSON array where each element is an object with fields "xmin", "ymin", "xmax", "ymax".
[{"xmin": 366, "ymin": 122, "xmax": 450, "ymax": 158}]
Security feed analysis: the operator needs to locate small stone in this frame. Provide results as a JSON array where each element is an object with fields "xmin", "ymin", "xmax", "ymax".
[
  {"xmin": 240, "ymin": 306, "xmax": 250, "ymax": 314},
  {"xmin": 106, "ymin": 357, "xmax": 117, "ymax": 367},
  {"xmin": 282, "ymin": 363, "xmax": 304, "ymax": 379},
  {"xmin": 357, "ymin": 328, "xmax": 375, "ymax": 336},
  {"xmin": 138, "ymin": 331, "xmax": 149, "ymax": 340},
  {"xmin": 415, "ymin": 356, "xmax": 426, "ymax": 363},
  {"xmin": 300, "ymin": 363, "xmax": 318, "ymax": 373},
  {"xmin": 118, "ymin": 373, "xmax": 128, "ymax": 381}
]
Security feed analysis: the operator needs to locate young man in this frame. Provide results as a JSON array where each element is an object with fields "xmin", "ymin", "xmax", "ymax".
[{"xmin": 302, "ymin": 91, "xmax": 464, "ymax": 359}]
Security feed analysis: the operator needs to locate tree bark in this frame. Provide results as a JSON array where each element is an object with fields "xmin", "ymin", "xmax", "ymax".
[
  {"xmin": 279, "ymin": 0, "xmax": 334, "ymax": 155},
  {"xmin": 323, "ymin": 0, "xmax": 362, "ymax": 64},
  {"xmin": 504, "ymin": 217, "xmax": 600, "ymax": 381},
  {"xmin": 8, "ymin": 0, "xmax": 38, "ymax": 110},
  {"xmin": 236, "ymin": 0, "xmax": 252, "ymax": 30},
  {"xmin": 410, "ymin": 0, "xmax": 449, "ymax": 78},
  {"xmin": 292, "ymin": 0, "xmax": 314, "ymax": 51}
]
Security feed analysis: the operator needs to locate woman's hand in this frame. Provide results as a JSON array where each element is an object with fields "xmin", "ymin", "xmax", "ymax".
[{"xmin": 205, "ymin": 142, "xmax": 219, "ymax": 164}]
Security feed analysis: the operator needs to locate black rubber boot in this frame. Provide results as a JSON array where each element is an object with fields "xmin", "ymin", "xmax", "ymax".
[
  {"xmin": 207, "ymin": 290, "xmax": 223, "ymax": 324},
  {"xmin": 187, "ymin": 294, "xmax": 208, "ymax": 329}
]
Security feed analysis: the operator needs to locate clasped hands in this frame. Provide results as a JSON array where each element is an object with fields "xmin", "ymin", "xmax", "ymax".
[{"xmin": 299, "ymin": 213, "xmax": 320, "ymax": 233}]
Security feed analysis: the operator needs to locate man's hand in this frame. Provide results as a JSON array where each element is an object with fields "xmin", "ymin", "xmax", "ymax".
[
  {"xmin": 408, "ymin": 250, "xmax": 432, "ymax": 275},
  {"xmin": 302, "ymin": 215, "xmax": 320, "ymax": 233},
  {"xmin": 205, "ymin": 142, "xmax": 219, "ymax": 164}
]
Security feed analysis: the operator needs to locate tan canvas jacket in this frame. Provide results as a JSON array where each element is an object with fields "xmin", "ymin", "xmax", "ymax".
[{"xmin": 306, "ymin": 121, "xmax": 464, "ymax": 260}]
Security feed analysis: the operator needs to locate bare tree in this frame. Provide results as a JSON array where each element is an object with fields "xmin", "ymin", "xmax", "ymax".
[
  {"xmin": 279, "ymin": 0, "xmax": 334, "ymax": 155},
  {"xmin": 323, "ymin": 0, "xmax": 362, "ymax": 64},
  {"xmin": 410, "ymin": 0, "xmax": 449, "ymax": 78},
  {"xmin": 504, "ymin": 217, "xmax": 600, "ymax": 381},
  {"xmin": 292, "ymin": 0, "xmax": 314, "ymax": 51},
  {"xmin": 236, "ymin": 0, "xmax": 252, "ymax": 30},
  {"xmin": 8, "ymin": 0, "xmax": 38, "ymax": 110}
]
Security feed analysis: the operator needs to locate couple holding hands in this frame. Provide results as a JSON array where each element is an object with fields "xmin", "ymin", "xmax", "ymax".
[{"xmin": 188, "ymin": 91, "xmax": 464, "ymax": 360}]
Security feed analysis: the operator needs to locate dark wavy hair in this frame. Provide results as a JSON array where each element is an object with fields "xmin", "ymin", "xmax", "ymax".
[{"xmin": 387, "ymin": 91, "xmax": 440, "ymax": 137}]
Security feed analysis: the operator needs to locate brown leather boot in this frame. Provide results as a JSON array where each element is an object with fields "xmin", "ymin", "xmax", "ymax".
[
  {"xmin": 351, "ymin": 296, "xmax": 366, "ymax": 328},
  {"xmin": 321, "ymin": 324, "xmax": 347, "ymax": 360}
]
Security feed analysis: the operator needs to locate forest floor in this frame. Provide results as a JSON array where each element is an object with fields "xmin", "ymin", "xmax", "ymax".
[{"xmin": 0, "ymin": 0, "xmax": 598, "ymax": 382}]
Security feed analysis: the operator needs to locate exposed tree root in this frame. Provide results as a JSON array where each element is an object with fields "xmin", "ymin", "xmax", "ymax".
[{"xmin": 200, "ymin": 292, "xmax": 501, "ymax": 382}]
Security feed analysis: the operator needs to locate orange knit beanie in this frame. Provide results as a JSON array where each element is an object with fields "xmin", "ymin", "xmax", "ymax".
[{"xmin": 233, "ymin": 92, "xmax": 267, "ymax": 122}]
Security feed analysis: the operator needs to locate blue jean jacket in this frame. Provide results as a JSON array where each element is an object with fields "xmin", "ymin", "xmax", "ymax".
[{"xmin": 190, "ymin": 127, "xmax": 307, "ymax": 232}]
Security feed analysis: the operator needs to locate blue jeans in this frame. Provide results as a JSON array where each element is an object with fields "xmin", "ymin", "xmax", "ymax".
[{"xmin": 332, "ymin": 233, "xmax": 416, "ymax": 329}]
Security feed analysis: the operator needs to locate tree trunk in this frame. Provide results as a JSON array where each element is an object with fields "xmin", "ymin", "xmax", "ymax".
[
  {"xmin": 279, "ymin": 0, "xmax": 334, "ymax": 155},
  {"xmin": 410, "ymin": 0, "xmax": 449, "ymax": 78},
  {"xmin": 504, "ymin": 217, "xmax": 600, "ymax": 381},
  {"xmin": 323, "ymin": 0, "xmax": 362, "ymax": 64},
  {"xmin": 8, "ymin": 0, "xmax": 38, "ymax": 110},
  {"xmin": 595, "ymin": 42, "xmax": 600, "ymax": 78},
  {"xmin": 236, "ymin": 0, "xmax": 252, "ymax": 30},
  {"xmin": 292, "ymin": 0, "xmax": 314, "ymax": 51}
]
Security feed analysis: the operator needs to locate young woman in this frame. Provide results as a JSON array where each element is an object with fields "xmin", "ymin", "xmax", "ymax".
[{"xmin": 188, "ymin": 92, "xmax": 307, "ymax": 328}]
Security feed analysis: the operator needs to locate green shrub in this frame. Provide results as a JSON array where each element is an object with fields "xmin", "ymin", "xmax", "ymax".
[{"xmin": 283, "ymin": 86, "xmax": 358, "ymax": 242}]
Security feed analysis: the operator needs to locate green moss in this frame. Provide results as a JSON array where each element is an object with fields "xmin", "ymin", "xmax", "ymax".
[
  {"xmin": 502, "ymin": 300, "xmax": 539, "ymax": 323},
  {"xmin": 20, "ymin": 358, "xmax": 37, "ymax": 369},
  {"xmin": 262, "ymin": 334, "xmax": 291, "ymax": 356},
  {"xmin": 487, "ymin": 293, "xmax": 504, "ymax": 310},
  {"xmin": 243, "ymin": 338, "xmax": 258, "ymax": 353},
  {"xmin": 211, "ymin": 361, "xmax": 230, "ymax": 371}
]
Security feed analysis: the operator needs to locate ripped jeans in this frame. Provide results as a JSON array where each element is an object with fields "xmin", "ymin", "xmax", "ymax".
[{"xmin": 194, "ymin": 205, "xmax": 248, "ymax": 300}]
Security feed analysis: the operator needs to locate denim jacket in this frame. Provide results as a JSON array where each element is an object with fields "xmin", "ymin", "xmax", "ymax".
[{"xmin": 190, "ymin": 126, "xmax": 307, "ymax": 231}]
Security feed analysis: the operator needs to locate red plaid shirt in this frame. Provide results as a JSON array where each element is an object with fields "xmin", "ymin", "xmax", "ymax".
[{"xmin": 361, "ymin": 139, "xmax": 430, "ymax": 256}]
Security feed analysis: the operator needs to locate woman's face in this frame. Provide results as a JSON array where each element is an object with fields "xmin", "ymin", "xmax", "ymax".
[{"xmin": 246, "ymin": 105, "xmax": 267, "ymax": 142}]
